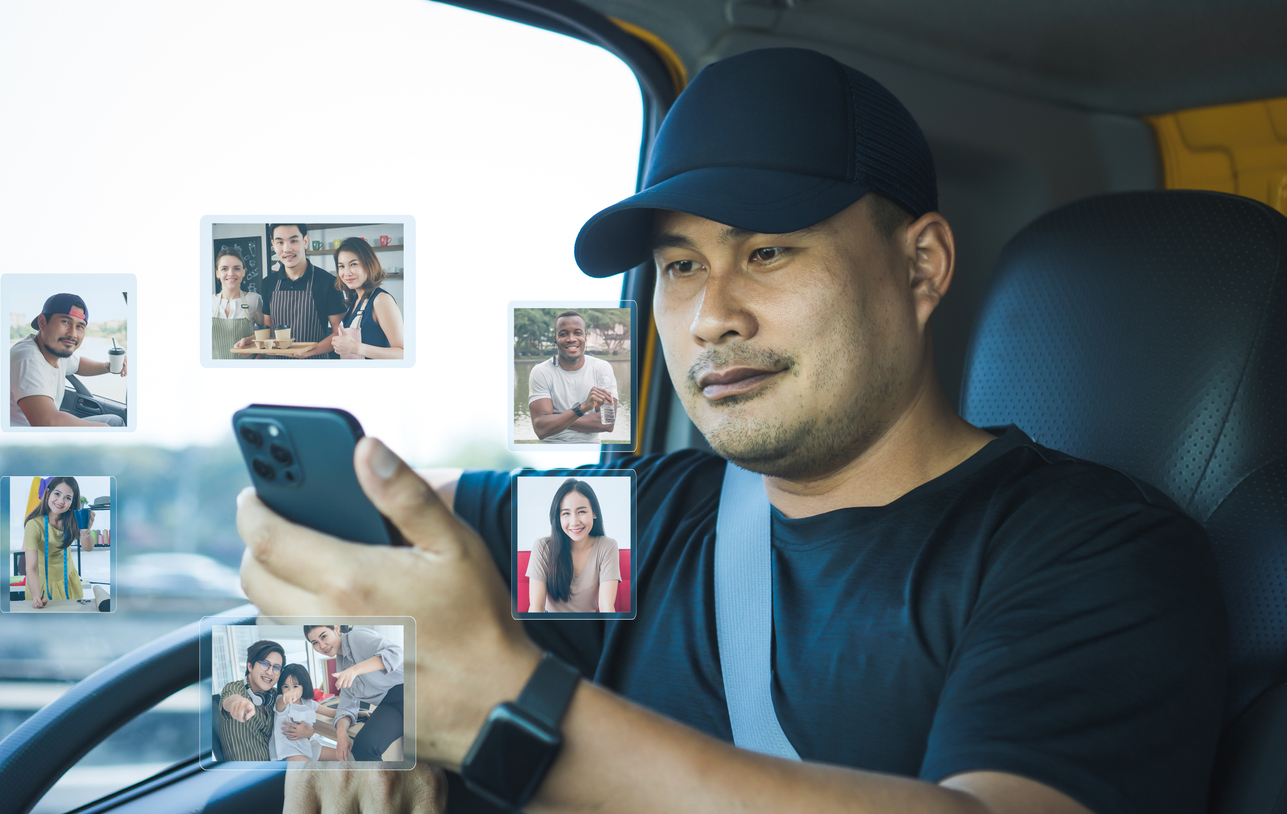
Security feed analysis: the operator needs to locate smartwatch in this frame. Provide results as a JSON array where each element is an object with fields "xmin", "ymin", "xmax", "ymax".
[
  {"xmin": 572, "ymin": 404, "xmax": 586, "ymax": 417},
  {"xmin": 460, "ymin": 653, "xmax": 581, "ymax": 809}
]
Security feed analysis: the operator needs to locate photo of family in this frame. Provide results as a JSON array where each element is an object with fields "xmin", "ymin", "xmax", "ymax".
[
  {"xmin": 514, "ymin": 473, "xmax": 635, "ymax": 619},
  {"xmin": 510, "ymin": 303, "xmax": 634, "ymax": 450},
  {"xmin": 2, "ymin": 476, "xmax": 115, "ymax": 613},
  {"xmin": 207, "ymin": 621, "xmax": 412, "ymax": 767},
  {"xmin": 201, "ymin": 219, "xmax": 414, "ymax": 366},
  {"xmin": 3, "ymin": 274, "xmax": 134, "ymax": 430}
]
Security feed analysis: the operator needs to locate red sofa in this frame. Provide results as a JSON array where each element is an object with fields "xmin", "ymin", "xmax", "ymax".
[{"xmin": 516, "ymin": 549, "xmax": 631, "ymax": 613}]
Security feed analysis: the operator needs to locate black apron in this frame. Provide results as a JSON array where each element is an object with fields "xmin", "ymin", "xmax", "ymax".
[{"xmin": 269, "ymin": 267, "xmax": 336, "ymax": 360}]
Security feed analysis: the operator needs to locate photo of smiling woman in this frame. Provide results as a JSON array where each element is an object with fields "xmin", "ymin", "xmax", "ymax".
[
  {"xmin": 527, "ymin": 478, "xmax": 621, "ymax": 613},
  {"xmin": 304, "ymin": 624, "xmax": 404, "ymax": 761},
  {"xmin": 23, "ymin": 477, "xmax": 95, "ymax": 608},
  {"xmin": 211, "ymin": 246, "xmax": 265, "ymax": 360},
  {"xmin": 332, "ymin": 238, "xmax": 404, "ymax": 360}
]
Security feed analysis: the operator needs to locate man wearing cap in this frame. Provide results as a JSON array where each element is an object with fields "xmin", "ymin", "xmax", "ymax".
[
  {"xmin": 9, "ymin": 294, "xmax": 128, "ymax": 428},
  {"xmin": 234, "ymin": 223, "xmax": 347, "ymax": 359},
  {"xmin": 239, "ymin": 49, "xmax": 1224, "ymax": 814}
]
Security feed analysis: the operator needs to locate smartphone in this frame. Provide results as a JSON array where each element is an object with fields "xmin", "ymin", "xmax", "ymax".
[{"xmin": 232, "ymin": 404, "xmax": 398, "ymax": 546}]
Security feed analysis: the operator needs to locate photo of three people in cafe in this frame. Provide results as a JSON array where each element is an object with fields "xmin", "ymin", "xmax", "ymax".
[{"xmin": 210, "ymin": 222, "xmax": 406, "ymax": 362}]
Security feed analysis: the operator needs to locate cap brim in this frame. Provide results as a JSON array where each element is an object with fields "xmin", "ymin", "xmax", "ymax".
[{"xmin": 574, "ymin": 167, "xmax": 872, "ymax": 277}]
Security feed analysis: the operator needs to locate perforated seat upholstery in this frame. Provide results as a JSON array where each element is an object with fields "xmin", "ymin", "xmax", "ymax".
[{"xmin": 960, "ymin": 190, "xmax": 1287, "ymax": 812}]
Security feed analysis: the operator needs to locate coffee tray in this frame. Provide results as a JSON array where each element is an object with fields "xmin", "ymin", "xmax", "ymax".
[{"xmin": 230, "ymin": 341, "xmax": 319, "ymax": 357}]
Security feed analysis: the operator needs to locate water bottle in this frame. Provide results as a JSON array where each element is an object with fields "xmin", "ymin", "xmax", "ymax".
[{"xmin": 597, "ymin": 371, "xmax": 616, "ymax": 425}]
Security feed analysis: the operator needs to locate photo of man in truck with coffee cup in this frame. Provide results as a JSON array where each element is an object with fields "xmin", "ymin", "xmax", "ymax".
[{"xmin": 8, "ymin": 290, "xmax": 129, "ymax": 428}]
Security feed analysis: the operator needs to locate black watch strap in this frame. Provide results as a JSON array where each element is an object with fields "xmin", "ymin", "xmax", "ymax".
[
  {"xmin": 517, "ymin": 653, "xmax": 581, "ymax": 728},
  {"xmin": 572, "ymin": 404, "xmax": 585, "ymax": 417}
]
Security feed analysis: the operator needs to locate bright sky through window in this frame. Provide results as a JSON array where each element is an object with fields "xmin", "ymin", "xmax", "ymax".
[{"xmin": 0, "ymin": 0, "xmax": 642, "ymax": 469}]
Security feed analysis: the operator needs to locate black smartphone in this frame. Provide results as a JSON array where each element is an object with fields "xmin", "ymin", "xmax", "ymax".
[{"xmin": 232, "ymin": 404, "xmax": 398, "ymax": 546}]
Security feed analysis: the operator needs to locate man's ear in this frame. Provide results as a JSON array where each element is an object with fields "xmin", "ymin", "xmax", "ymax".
[
  {"xmin": 904, "ymin": 212, "xmax": 955, "ymax": 329},
  {"xmin": 35, "ymin": 314, "xmax": 46, "ymax": 331}
]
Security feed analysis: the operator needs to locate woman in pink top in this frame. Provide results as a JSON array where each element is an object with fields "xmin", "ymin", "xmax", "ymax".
[{"xmin": 527, "ymin": 478, "xmax": 620, "ymax": 613}]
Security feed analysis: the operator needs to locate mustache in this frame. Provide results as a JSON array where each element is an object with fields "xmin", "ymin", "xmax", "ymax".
[{"xmin": 686, "ymin": 346, "xmax": 796, "ymax": 390}]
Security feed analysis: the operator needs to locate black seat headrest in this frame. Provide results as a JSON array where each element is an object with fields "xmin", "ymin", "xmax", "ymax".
[{"xmin": 960, "ymin": 190, "xmax": 1287, "ymax": 721}]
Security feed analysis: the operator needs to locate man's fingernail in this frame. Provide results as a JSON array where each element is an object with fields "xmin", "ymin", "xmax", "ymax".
[
  {"xmin": 370, "ymin": 439, "xmax": 400, "ymax": 480},
  {"xmin": 236, "ymin": 486, "xmax": 255, "ymax": 507}
]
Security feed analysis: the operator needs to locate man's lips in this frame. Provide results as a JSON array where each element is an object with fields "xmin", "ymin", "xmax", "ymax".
[{"xmin": 698, "ymin": 367, "xmax": 783, "ymax": 400}]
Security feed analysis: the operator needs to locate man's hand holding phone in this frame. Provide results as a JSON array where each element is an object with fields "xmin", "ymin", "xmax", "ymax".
[{"xmin": 236, "ymin": 436, "xmax": 543, "ymax": 769}]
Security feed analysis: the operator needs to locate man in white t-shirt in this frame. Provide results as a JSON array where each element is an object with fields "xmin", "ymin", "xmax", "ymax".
[
  {"xmin": 527, "ymin": 310, "xmax": 618, "ymax": 443},
  {"xmin": 9, "ymin": 293, "xmax": 127, "ymax": 428}
]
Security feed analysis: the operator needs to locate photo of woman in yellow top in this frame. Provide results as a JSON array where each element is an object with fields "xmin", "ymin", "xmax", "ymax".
[{"xmin": 23, "ymin": 477, "xmax": 95, "ymax": 608}]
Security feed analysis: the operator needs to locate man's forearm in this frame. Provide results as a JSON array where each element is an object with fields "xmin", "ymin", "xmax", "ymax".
[
  {"xmin": 568, "ymin": 412, "xmax": 611, "ymax": 433},
  {"xmin": 77, "ymin": 358, "xmax": 109, "ymax": 376},
  {"xmin": 532, "ymin": 408, "xmax": 583, "ymax": 439},
  {"xmin": 529, "ymin": 682, "xmax": 991, "ymax": 814}
]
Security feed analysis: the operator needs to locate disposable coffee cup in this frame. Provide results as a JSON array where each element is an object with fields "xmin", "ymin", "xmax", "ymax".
[
  {"xmin": 275, "ymin": 325, "xmax": 292, "ymax": 344},
  {"xmin": 254, "ymin": 328, "xmax": 271, "ymax": 341},
  {"xmin": 108, "ymin": 347, "xmax": 125, "ymax": 374}
]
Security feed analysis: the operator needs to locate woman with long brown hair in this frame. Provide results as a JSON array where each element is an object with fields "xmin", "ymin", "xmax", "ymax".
[
  {"xmin": 331, "ymin": 237, "xmax": 404, "ymax": 360},
  {"xmin": 23, "ymin": 477, "xmax": 94, "ymax": 608},
  {"xmin": 526, "ymin": 478, "xmax": 620, "ymax": 613}
]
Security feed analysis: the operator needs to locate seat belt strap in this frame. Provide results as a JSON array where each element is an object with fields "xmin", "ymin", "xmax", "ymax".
[{"xmin": 714, "ymin": 460, "xmax": 801, "ymax": 760}]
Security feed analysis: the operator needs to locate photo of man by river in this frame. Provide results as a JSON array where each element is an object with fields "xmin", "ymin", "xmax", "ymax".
[{"xmin": 512, "ymin": 305, "xmax": 632, "ymax": 447}]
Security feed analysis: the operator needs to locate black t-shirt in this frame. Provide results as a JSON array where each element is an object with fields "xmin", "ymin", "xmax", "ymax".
[
  {"xmin": 260, "ymin": 262, "xmax": 347, "ymax": 329},
  {"xmin": 455, "ymin": 426, "xmax": 1228, "ymax": 814}
]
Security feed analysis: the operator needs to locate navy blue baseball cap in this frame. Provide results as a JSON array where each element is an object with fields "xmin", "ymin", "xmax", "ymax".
[
  {"xmin": 574, "ymin": 48, "xmax": 938, "ymax": 277},
  {"xmin": 31, "ymin": 293, "xmax": 88, "ymax": 329}
]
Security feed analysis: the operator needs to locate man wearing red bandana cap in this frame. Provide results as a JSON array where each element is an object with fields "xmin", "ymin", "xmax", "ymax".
[{"xmin": 9, "ymin": 293, "xmax": 127, "ymax": 427}]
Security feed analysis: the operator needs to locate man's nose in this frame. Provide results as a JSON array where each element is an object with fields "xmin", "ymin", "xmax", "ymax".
[{"xmin": 691, "ymin": 265, "xmax": 757, "ymax": 347}]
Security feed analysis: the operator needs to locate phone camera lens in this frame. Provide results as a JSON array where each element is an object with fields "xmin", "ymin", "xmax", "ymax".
[
  {"xmin": 269, "ymin": 444, "xmax": 293, "ymax": 466},
  {"xmin": 240, "ymin": 426, "xmax": 263, "ymax": 447},
  {"xmin": 284, "ymin": 470, "xmax": 296, "ymax": 482},
  {"xmin": 252, "ymin": 458, "xmax": 275, "ymax": 480}
]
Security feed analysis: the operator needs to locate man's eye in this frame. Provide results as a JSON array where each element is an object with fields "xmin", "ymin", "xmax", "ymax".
[
  {"xmin": 665, "ymin": 259, "xmax": 702, "ymax": 276},
  {"xmin": 751, "ymin": 247, "xmax": 784, "ymax": 262}
]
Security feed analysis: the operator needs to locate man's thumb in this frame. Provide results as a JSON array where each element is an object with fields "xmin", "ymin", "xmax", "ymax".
[{"xmin": 354, "ymin": 437, "xmax": 457, "ymax": 553}]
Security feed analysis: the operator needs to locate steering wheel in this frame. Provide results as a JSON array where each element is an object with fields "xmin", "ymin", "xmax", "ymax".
[
  {"xmin": 0, "ymin": 605, "xmax": 257, "ymax": 813},
  {"xmin": 66, "ymin": 373, "xmax": 92, "ymax": 397}
]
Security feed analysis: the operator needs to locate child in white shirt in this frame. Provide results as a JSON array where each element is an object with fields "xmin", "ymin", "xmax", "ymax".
[{"xmin": 270, "ymin": 664, "xmax": 338, "ymax": 762}]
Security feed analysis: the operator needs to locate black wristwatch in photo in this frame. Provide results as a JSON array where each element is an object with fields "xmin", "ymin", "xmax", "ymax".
[
  {"xmin": 572, "ymin": 404, "xmax": 585, "ymax": 417},
  {"xmin": 461, "ymin": 653, "xmax": 582, "ymax": 809}
]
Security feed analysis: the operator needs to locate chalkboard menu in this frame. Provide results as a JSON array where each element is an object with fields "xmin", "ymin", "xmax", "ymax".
[{"xmin": 212, "ymin": 234, "xmax": 264, "ymax": 296}]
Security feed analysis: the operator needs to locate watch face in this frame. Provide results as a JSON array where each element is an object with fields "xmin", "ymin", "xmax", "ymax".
[{"xmin": 463, "ymin": 704, "xmax": 562, "ymax": 807}]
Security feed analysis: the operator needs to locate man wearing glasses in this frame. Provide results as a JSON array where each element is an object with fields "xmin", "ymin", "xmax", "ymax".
[{"xmin": 217, "ymin": 640, "xmax": 284, "ymax": 761}]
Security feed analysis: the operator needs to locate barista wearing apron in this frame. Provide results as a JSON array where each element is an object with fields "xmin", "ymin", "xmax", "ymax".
[
  {"xmin": 261, "ymin": 224, "xmax": 347, "ymax": 360},
  {"xmin": 211, "ymin": 246, "xmax": 264, "ymax": 360}
]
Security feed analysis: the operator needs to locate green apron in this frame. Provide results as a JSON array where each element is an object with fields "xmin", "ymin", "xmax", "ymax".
[{"xmin": 213, "ymin": 297, "xmax": 256, "ymax": 360}]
